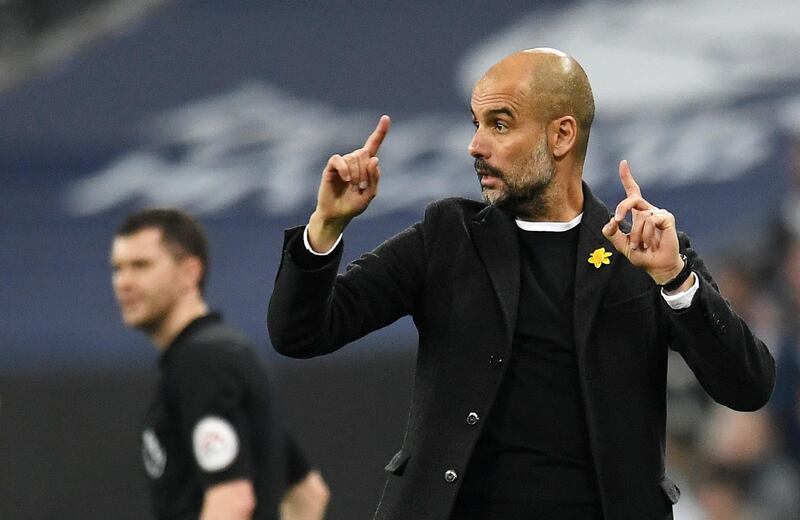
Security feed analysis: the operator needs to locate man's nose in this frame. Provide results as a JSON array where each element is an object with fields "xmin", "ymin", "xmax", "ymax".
[
  {"xmin": 113, "ymin": 269, "xmax": 133, "ymax": 291},
  {"xmin": 468, "ymin": 130, "xmax": 489, "ymax": 159}
]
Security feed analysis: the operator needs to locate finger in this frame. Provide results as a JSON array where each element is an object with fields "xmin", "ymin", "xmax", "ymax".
[
  {"xmin": 366, "ymin": 157, "xmax": 381, "ymax": 199},
  {"xmin": 324, "ymin": 154, "xmax": 350, "ymax": 183},
  {"xmin": 652, "ymin": 226, "xmax": 663, "ymax": 251},
  {"xmin": 602, "ymin": 216, "xmax": 619, "ymax": 237},
  {"xmin": 602, "ymin": 216, "xmax": 630, "ymax": 256},
  {"xmin": 652, "ymin": 209, "xmax": 676, "ymax": 231},
  {"xmin": 614, "ymin": 194, "xmax": 653, "ymax": 222},
  {"xmin": 356, "ymin": 149, "xmax": 370, "ymax": 190},
  {"xmin": 641, "ymin": 215, "xmax": 657, "ymax": 250},
  {"xmin": 646, "ymin": 209, "xmax": 674, "ymax": 250},
  {"xmin": 619, "ymin": 160, "xmax": 641, "ymax": 198},
  {"xmin": 628, "ymin": 208, "xmax": 647, "ymax": 251},
  {"xmin": 343, "ymin": 153, "xmax": 360, "ymax": 189},
  {"xmin": 363, "ymin": 115, "xmax": 391, "ymax": 157}
]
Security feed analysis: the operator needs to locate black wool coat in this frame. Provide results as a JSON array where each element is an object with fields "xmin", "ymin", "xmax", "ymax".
[{"xmin": 268, "ymin": 184, "xmax": 775, "ymax": 520}]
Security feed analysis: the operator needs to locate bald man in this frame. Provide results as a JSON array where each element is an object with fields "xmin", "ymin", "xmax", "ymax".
[{"xmin": 267, "ymin": 49, "xmax": 774, "ymax": 520}]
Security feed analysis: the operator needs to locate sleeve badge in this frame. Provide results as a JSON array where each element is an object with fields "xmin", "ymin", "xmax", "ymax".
[{"xmin": 192, "ymin": 416, "xmax": 240, "ymax": 472}]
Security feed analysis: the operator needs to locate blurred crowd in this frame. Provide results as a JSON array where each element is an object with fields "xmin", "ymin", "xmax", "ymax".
[{"xmin": 666, "ymin": 134, "xmax": 800, "ymax": 519}]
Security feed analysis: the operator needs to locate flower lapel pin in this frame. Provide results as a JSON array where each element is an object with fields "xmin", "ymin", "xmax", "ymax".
[{"xmin": 588, "ymin": 247, "xmax": 613, "ymax": 269}]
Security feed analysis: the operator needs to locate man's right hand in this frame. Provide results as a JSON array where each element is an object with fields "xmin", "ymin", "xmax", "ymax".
[{"xmin": 307, "ymin": 115, "xmax": 390, "ymax": 252}]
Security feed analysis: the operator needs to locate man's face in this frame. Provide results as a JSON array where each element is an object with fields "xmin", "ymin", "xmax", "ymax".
[
  {"xmin": 110, "ymin": 228, "xmax": 187, "ymax": 333},
  {"xmin": 469, "ymin": 72, "xmax": 556, "ymax": 216}
]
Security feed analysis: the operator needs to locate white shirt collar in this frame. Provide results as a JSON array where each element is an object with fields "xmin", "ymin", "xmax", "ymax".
[{"xmin": 514, "ymin": 213, "xmax": 583, "ymax": 232}]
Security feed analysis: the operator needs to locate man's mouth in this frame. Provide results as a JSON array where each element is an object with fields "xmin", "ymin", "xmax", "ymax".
[
  {"xmin": 118, "ymin": 296, "xmax": 141, "ymax": 310},
  {"xmin": 474, "ymin": 159, "xmax": 503, "ymax": 182},
  {"xmin": 476, "ymin": 162, "xmax": 502, "ymax": 189},
  {"xmin": 479, "ymin": 174, "xmax": 501, "ymax": 189}
]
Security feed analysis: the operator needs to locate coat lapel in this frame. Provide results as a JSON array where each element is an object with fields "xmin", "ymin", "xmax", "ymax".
[
  {"xmin": 469, "ymin": 185, "xmax": 618, "ymax": 360},
  {"xmin": 470, "ymin": 205, "xmax": 520, "ymax": 343},
  {"xmin": 573, "ymin": 183, "xmax": 619, "ymax": 367}
]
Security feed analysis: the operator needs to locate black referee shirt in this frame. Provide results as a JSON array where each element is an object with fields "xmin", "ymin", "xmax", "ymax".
[{"xmin": 141, "ymin": 313, "xmax": 309, "ymax": 520}]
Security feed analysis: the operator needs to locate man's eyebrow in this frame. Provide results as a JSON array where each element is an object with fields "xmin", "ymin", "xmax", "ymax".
[
  {"xmin": 486, "ymin": 107, "xmax": 515, "ymax": 118},
  {"xmin": 471, "ymin": 107, "xmax": 515, "ymax": 119}
]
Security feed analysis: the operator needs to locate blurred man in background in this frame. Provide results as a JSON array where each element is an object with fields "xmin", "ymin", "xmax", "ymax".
[
  {"xmin": 773, "ymin": 240, "xmax": 800, "ymax": 468},
  {"xmin": 111, "ymin": 208, "xmax": 329, "ymax": 520}
]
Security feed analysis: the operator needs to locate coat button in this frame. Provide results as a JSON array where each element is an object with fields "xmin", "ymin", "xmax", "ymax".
[
  {"xmin": 488, "ymin": 355, "xmax": 503, "ymax": 368},
  {"xmin": 444, "ymin": 469, "xmax": 458, "ymax": 483},
  {"xmin": 466, "ymin": 412, "xmax": 480, "ymax": 426},
  {"xmin": 714, "ymin": 318, "xmax": 726, "ymax": 333}
]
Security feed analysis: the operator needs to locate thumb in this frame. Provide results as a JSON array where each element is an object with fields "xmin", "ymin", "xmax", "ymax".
[{"xmin": 602, "ymin": 217, "xmax": 628, "ymax": 254}]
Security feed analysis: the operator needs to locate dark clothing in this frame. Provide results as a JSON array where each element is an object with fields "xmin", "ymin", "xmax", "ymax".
[
  {"xmin": 772, "ymin": 333, "xmax": 800, "ymax": 466},
  {"xmin": 456, "ymin": 224, "xmax": 601, "ymax": 515},
  {"xmin": 143, "ymin": 313, "xmax": 309, "ymax": 520},
  {"xmin": 449, "ymin": 496, "xmax": 604, "ymax": 520},
  {"xmin": 268, "ymin": 184, "xmax": 775, "ymax": 520}
]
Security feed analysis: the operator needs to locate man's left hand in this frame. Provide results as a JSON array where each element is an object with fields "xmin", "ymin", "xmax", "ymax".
[{"xmin": 602, "ymin": 160, "xmax": 686, "ymax": 286}]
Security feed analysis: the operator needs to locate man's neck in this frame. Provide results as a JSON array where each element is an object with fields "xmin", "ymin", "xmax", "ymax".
[
  {"xmin": 517, "ymin": 174, "xmax": 584, "ymax": 222},
  {"xmin": 150, "ymin": 296, "xmax": 209, "ymax": 351}
]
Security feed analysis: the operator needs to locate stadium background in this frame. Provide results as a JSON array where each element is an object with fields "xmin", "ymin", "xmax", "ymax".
[{"xmin": 2, "ymin": 1, "xmax": 799, "ymax": 518}]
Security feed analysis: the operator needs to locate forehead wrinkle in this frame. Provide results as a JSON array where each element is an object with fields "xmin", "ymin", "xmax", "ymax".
[
  {"xmin": 472, "ymin": 66, "xmax": 536, "ymax": 116},
  {"xmin": 470, "ymin": 91, "xmax": 527, "ymax": 117}
]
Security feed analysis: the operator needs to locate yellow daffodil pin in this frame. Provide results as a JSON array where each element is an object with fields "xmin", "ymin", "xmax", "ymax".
[{"xmin": 588, "ymin": 247, "xmax": 613, "ymax": 269}]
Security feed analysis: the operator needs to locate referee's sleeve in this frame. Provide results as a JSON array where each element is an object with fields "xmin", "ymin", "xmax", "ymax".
[
  {"xmin": 282, "ymin": 431, "xmax": 311, "ymax": 486},
  {"xmin": 168, "ymin": 343, "xmax": 255, "ymax": 488}
]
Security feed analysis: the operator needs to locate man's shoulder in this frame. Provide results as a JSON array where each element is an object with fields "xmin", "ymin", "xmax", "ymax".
[{"xmin": 170, "ymin": 319, "xmax": 257, "ymax": 369}]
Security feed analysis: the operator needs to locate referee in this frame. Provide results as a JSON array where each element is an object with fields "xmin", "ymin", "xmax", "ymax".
[{"xmin": 111, "ymin": 209, "xmax": 329, "ymax": 520}]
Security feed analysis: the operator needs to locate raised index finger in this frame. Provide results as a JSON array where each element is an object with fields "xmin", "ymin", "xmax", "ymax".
[
  {"xmin": 363, "ymin": 115, "xmax": 391, "ymax": 157},
  {"xmin": 619, "ymin": 159, "xmax": 641, "ymax": 197}
]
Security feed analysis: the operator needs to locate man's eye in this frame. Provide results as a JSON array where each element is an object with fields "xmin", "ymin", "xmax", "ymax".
[
  {"xmin": 495, "ymin": 121, "xmax": 508, "ymax": 132},
  {"xmin": 472, "ymin": 120, "xmax": 479, "ymax": 129}
]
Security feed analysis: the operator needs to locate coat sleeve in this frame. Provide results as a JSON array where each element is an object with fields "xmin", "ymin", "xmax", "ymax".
[
  {"xmin": 667, "ymin": 234, "xmax": 775, "ymax": 411},
  {"xmin": 267, "ymin": 215, "xmax": 430, "ymax": 359}
]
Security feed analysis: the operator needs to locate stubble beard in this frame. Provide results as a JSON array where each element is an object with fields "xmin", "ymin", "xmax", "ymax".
[
  {"xmin": 120, "ymin": 295, "xmax": 173, "ymax": 338},
  {"xmin": 123, "ymin": 306, "xmax": 163, "ymax": 336},
  {"xmin": 135, "ymin": 313, "xmax": 166, "ymax": 337},
  {"xmin": 476, "ymin": 136, "xmax": 556, "ymax": 220}
]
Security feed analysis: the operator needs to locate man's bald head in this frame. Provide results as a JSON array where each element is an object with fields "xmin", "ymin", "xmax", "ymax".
[{"xmin": 477, "ymin": 48, "xmax": 595, "ymax": 157}]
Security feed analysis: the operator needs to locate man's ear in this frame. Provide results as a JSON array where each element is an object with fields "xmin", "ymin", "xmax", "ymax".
[
  {"xmin": 180, "ymin": 255, "xmax": 204, "ymax": 292},
  {"xmin": 549, "ymin": 116, "xmax": 577, "ymax": 159}
]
